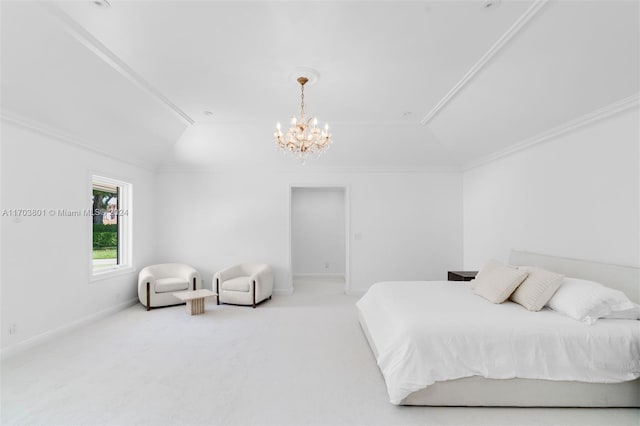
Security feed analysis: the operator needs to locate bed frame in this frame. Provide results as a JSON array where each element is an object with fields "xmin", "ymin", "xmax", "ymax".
[{"xmin": 359, "ymin": 250, "xmax": 640, "ymax": 407}]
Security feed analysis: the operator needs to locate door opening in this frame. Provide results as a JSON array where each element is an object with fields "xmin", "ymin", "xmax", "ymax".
[{"xmin": 289, "ymin": 186, "xmax": 349, "ymax": 293}]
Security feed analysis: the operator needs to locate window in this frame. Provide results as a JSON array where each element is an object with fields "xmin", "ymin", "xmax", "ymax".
[{"xmin": 92, "ymin": 175, "xmax": 131, "ymax": 276}]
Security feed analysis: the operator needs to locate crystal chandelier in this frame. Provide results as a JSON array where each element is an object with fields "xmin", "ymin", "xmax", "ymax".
[{"xmin": 274, "ymin": 76, "xmax": 331, "ymax": 164}]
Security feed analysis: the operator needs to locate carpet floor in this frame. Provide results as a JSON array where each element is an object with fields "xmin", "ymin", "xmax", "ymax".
[{"xmin": 1, "ymin": 280, "xmax": 638, "ymax": 425}]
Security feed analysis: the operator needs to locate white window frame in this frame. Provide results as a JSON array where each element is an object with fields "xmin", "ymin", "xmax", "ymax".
[{"xmin": 90, "ymin": 175, "xmax": 133, "ymax": 280}]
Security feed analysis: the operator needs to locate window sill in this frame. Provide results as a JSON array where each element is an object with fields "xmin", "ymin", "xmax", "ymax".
[{"xmin": 90, "ymin": 266, "xmax": 135, "ymax": 282}]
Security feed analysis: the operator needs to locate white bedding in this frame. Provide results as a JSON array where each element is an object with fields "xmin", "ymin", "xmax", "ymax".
[{"xmin": 356, "ymin": 281, "xmax": 640, "ymax": 405}]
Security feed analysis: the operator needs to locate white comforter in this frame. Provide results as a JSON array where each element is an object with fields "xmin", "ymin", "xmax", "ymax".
[{"xmin": 356, "ymin": 281, "xmax": 640, "ymax": 405}]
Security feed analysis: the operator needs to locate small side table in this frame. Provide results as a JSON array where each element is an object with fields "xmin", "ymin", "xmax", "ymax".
[
  {"xmin": 173, "ymin": 289, "xmax": 217, "ymax": 315},
  {"xmin": 448, "ymin": 271, "xmax": 478, "ymax": 282}
]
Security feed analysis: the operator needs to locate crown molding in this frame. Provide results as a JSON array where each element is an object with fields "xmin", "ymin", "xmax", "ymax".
[
  {"xmin": 328, "ymin": 121, "xmax": 428, "ymax": 127},
  {"xmin": 420, "ymin": 0, "xmax": 548, "ymax": 126},
  {"xmin": 155, "ymin": 164, "xmax": 462, "ymax": 174},
  {"xmin": 40, "ymin": 2, "xmax": 194, "ymax": 126},
  {"xmin": 0, "ymin": 111, "xmax": 155, "ymax": 172},
  {"xmin": 463, "ymin": 94, "xmax": 640, "ymax": 171},
  {"xmin": 1, "ymin": 110, "xmax": 462, "ymax": 175}
]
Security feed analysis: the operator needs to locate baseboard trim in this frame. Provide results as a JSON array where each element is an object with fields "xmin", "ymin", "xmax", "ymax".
[
  {"xmin": 0, "ymin": 298, "xmax": 138, "ymax": 360},
  {"xmin": 273, "ymin": 287, "xmax": 294, "ymax": 296},
  {"xmin": 293, "ymin": 273, "xmax": 346, "ymax": 279}
]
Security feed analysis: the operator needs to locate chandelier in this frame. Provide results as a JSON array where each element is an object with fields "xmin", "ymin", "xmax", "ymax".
[{"xmin": 274, "ymin": 76, "xmax": 332, "ymax": 164}]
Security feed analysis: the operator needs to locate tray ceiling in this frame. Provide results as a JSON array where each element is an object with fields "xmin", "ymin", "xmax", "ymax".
[{"xmin": 1, "ymin": 1, "xmax": 637, "ymax": 171}]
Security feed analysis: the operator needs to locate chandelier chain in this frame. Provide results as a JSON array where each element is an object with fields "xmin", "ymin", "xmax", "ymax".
[{"xmin": 300, "ymin": 84, "xmax": 305, "ymax": 119}]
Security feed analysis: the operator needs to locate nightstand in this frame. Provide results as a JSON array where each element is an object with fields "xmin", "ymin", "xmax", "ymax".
[{"xmin": 447, "ymin": 271, "xmax": 478, "ymax": 282}]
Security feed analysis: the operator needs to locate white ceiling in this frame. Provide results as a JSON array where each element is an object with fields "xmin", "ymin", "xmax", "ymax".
[{"xmin": 1, "ymin": 0, "xmax": 638, "ymax": 171}]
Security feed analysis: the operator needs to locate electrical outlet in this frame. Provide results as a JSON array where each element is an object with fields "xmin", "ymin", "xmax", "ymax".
[
  {"xmin": 324, "ymin": 262, "xmax": 330, "ymax": 269},
  {"xmin": 9, "ymin": 323, "xmax": 17, "ymax": 335}
]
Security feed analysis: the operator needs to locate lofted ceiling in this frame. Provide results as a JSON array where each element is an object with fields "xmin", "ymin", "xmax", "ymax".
[{"xmin": 1, "ymin": 0, "xmax": 638, "ymax": 171}]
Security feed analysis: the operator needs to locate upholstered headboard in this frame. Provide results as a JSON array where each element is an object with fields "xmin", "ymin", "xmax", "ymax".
[{"xmin": 509, "ymin": 250, "xmax": 640, "ymax": 304}]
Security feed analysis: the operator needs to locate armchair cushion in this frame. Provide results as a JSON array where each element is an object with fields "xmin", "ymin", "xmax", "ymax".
[
  {"xmin": 155, "ymin": 278, "xmax": 189, "ymax": 293},
  {"xmin": 222, "ymin": 276, "xmax": 252, "ymax": 292}
]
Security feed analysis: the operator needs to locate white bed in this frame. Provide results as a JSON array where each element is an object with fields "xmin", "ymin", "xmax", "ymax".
[{"xmin": 357, "ymin": 250, "xmax": 640, "ymax": 406}]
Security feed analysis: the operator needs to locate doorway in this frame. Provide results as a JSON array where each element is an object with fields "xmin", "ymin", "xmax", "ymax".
[{"xmin": 289, "ymin": 186, "xmax": 349, "ymax": 293}]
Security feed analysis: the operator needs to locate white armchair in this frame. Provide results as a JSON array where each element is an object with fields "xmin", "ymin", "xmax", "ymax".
[
  {"xmin": 138, "ymin": 263, "xmax": 201, "ymax": 311},
  {"xmin": 214, "ymin": 263, "xmax": 273, "ymax": 308}
]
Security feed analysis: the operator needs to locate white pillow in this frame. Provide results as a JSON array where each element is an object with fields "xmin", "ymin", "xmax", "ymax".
[
  {"xmin": 603, "ymin": 303, "xmax": 640, "ymax": 320},
  {"xmin": 471, "ymin": 259, "xmax": 502, "ymax": 290},
  {"xmin": 546, "ymin": 277, "xmax": 635, "ymax": 324},
  {"xmin": 510, "ymin": 266, "xmax": 564, "ymax": 311},
  {"xmin": 472, "ymin": 260, "xmax": 528, "ymax": 304}
]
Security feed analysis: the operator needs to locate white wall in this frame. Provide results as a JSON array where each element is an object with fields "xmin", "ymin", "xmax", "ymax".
[
  {"xmin": 1, "ymin": 123, "xmax": 156, "ymax": 353},
  {"xmin": 154, "ymin": 170, "xmax": 463, "ymax": 293},
  {"xmin": 463, "ymin": 108, "xmax": 640, "ymax": 269},
  {"xmin": 291, "ymin": 187, "xmax": 345, "ymax": 276}
]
